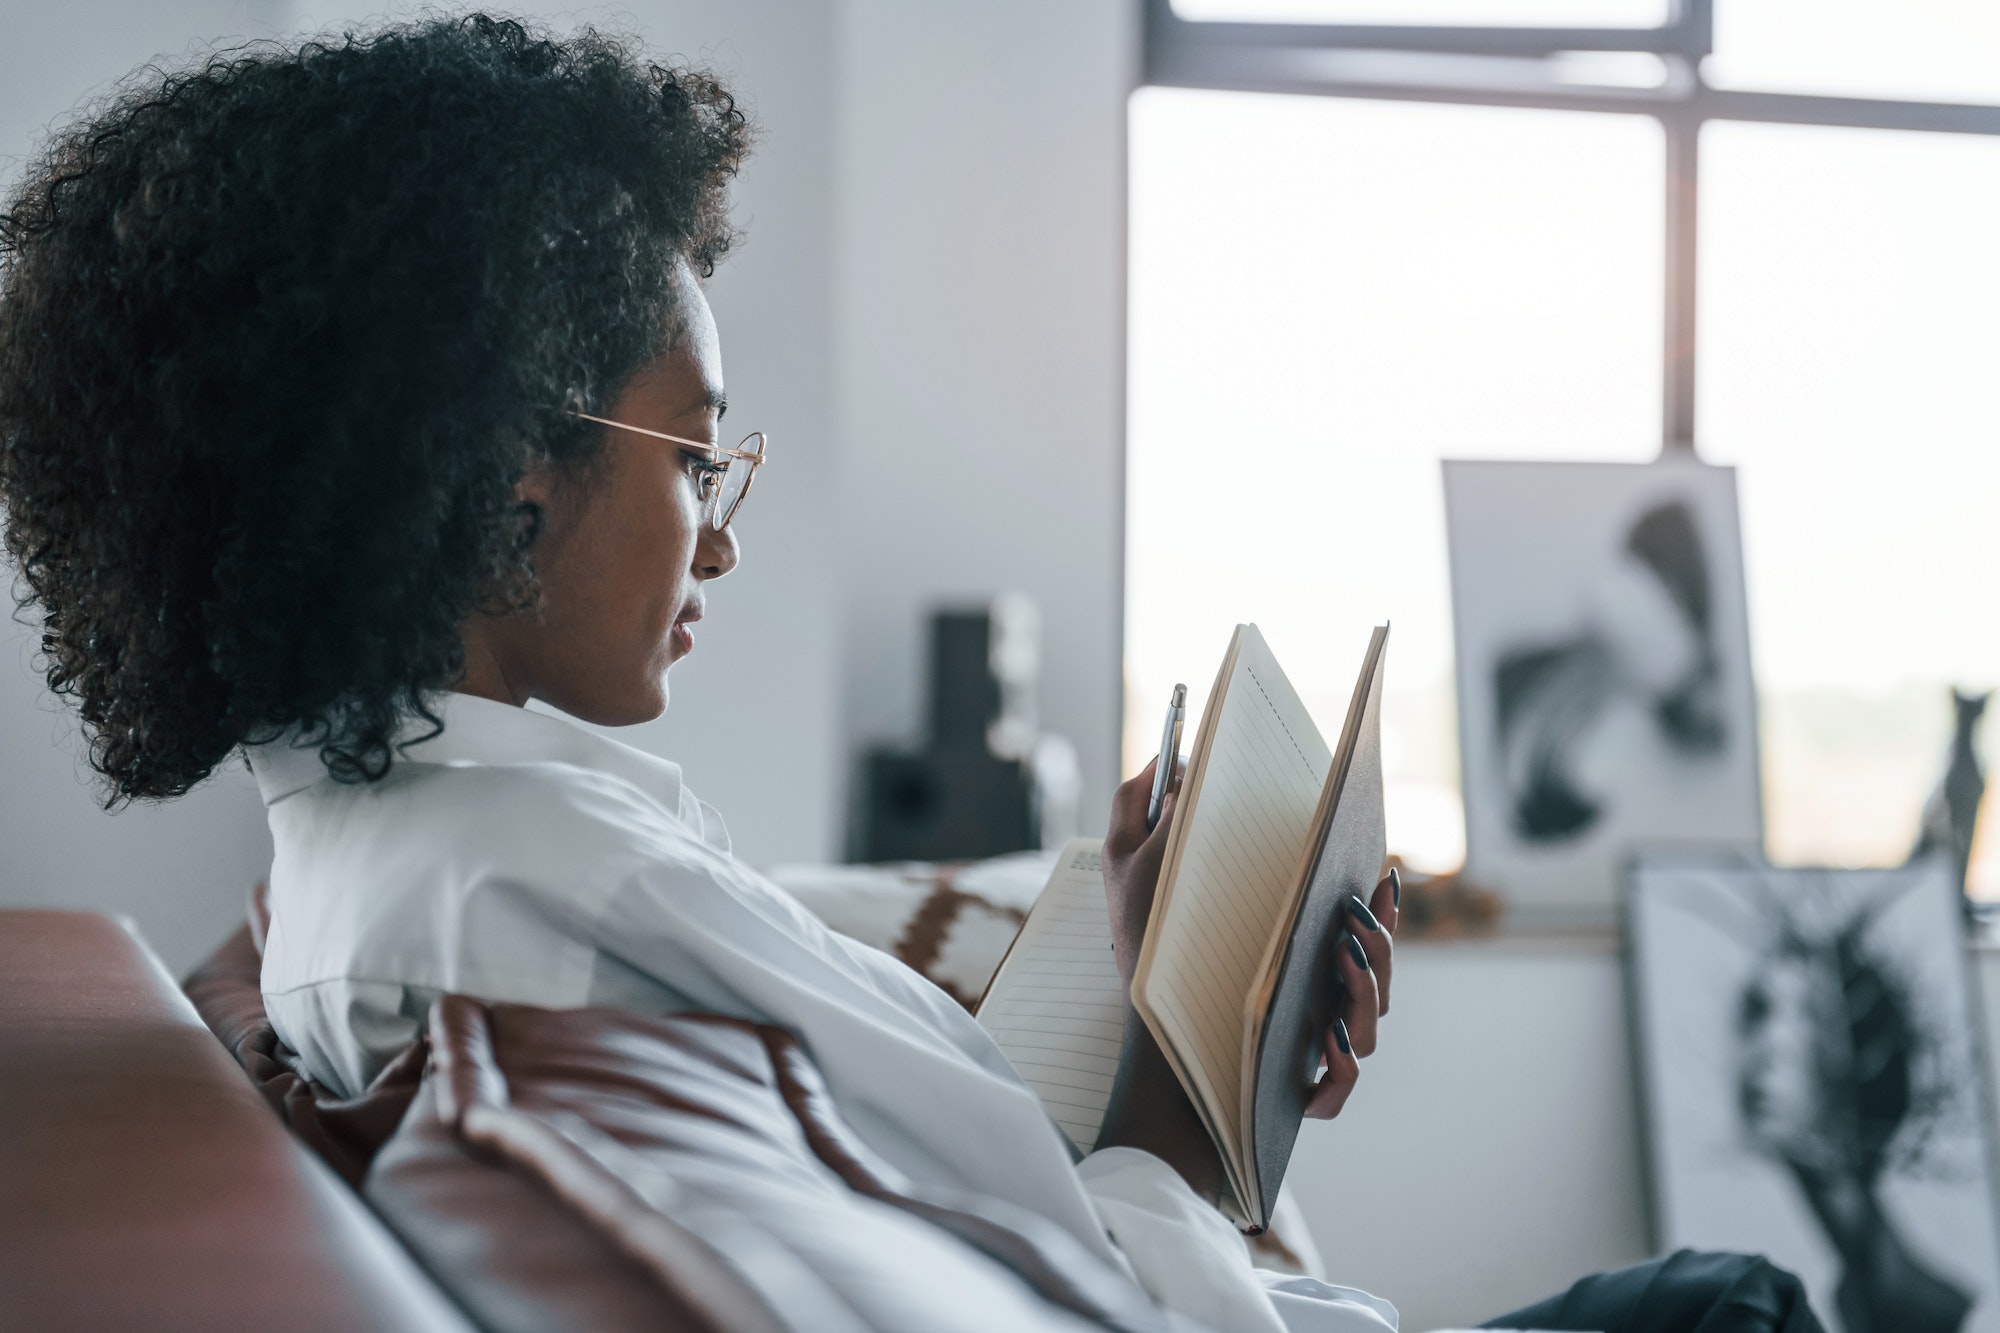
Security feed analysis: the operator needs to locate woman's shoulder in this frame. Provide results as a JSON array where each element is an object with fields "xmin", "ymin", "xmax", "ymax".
[
  {"xmin": 263, "ymin": 757, "xmax": 720, "ymax": 989},
  {"xmin": 273, "ymin": 753, "xmax": 724, "ymax": 905},
  {"xmin": 311, "ymin": 750, "xmax": 680, "ymax": 825}
]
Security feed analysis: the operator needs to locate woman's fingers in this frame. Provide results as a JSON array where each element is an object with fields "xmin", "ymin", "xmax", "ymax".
[
  {"xmin": 1335, "ymin": 930, "xmax": 1380, "ymax": 1056},
  {"xmin": 1106, "ymin": 759, "xmax": 1158, "ymax": 857},
  {"xmin": 1150, "ymin": 788, "xmax": 1177, "ymax": 842},
  {"xmin": 1304, "ymin": 1021, "xmax": 1358, "ymax": 1119},
  {"xmin": 1306, "ymin": 873, "xmax": 1396, "ymax": 1118},
  {"xmin": 1372, "ymin": 868, "xmax": 1401, "ymax": 936},
  {"xmin": 1348, "ymin": 885, "xmax": 1394, "ymax": 1016},
  {"xmin": 1102, "ymin": 764, "xmax": 1181, "ymax": 988}
]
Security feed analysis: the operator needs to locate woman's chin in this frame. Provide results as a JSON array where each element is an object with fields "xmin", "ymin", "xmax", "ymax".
[
  {"xmin": 634, "ymin": 674, "xmax": 672, "ymax": 723},
  {"xmin": 559, "ymin": 673, "xmax": 671, "ymax": 728}
]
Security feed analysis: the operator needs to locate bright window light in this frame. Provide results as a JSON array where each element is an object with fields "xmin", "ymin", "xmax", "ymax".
[
  {"xmin": 1707, "ymin": 0, "xmax": 2000, "ymax": 106},
  {"xmin": 1125, "ymin": 88, "xmax": 1663, "ymax": 873},
  {"xmin": 1698, "ymin": 119, "xmax": 2000, "ymax": 881}
]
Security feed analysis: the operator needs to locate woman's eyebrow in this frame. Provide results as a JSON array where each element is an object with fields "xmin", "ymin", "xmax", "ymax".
[{"xmin": 672, "ymin": 387, "xmax": 727, "ymax": 420}]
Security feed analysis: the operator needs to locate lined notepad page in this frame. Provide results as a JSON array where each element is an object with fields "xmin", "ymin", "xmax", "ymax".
[
  {"xmin": 1138, "ymin": 628, "xmax": 1330, "ymax": 1165},
  {"xmin": 976, "ymin": 838, "xmax": 1126, "ymax": 1155}
]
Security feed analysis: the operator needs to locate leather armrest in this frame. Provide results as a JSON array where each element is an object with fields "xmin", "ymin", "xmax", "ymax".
[{"xmin": 0, "ymin": 910, "xmax": 472, "ymax": 1332}]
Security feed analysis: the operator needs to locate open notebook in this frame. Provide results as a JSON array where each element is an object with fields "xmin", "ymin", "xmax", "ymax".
[{"xmin": 977, "ymin": 623, "xmax": 1388, "ymax": 1230}]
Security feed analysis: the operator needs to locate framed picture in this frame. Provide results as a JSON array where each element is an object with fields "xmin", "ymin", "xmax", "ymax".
[
  {"xmin": 1629, "ymin": 853, "xmax": 2000, "ymax": 1333},
  {"xmin": 1444, "ymin": 457, "xmax": 1762, "ymax": 917}
]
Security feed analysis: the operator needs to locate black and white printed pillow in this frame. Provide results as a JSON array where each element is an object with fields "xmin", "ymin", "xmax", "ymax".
[{"xmin": 764, "ymin": 851, "xmax": 1055, "ymax": 1011}]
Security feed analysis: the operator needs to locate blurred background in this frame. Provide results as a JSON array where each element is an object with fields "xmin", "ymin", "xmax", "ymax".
[
  {"xmin": 3, "ymin": 1, "xmax": 1997, "ymax": 1327},
  {"xmin": 1124, "ymin": 0, "xmax": 2000, "ymax": 890},
  {"xmin": 0, "ymin": 0, "xmax": 1132, "ymax": 972}
]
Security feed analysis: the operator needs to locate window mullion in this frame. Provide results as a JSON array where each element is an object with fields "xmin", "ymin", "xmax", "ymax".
[{"xmin": 1664, "ymin": 107, "xmax": 1699, "ymax": 454}]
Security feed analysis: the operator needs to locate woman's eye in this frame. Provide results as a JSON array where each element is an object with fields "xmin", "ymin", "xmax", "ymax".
[{"xmin": 683, "ymin": 452, "xmax": 724, "ymax": 501}]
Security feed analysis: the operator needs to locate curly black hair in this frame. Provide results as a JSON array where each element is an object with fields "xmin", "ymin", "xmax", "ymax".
[{"xmin": 0, "ymin": 13, "xmax": 750, "ymax": 802}]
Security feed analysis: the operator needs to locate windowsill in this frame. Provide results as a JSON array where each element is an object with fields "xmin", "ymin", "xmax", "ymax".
[
  {"xmin": 1406, "ymin": 912, "xmax": 2000, "ymax": 955},
  {"xmin": 1403, "ymin": 922, "xmax": 1620, "ymax": 953}
]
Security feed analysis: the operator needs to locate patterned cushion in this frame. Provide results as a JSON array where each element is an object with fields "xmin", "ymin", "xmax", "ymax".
[{"xmin": 764, "ymin": 851, "xmax": 1056, "ymax": 1010}]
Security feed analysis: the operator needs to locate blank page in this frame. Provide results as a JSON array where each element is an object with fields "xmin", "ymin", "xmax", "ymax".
[
  {"xmin": 1135, "ymin": 626, "xmax": 1330, "ymax": 1180},
  {"xmin": 976, "ymin": 839, "xmax": 1126, "ymax": 1155}
]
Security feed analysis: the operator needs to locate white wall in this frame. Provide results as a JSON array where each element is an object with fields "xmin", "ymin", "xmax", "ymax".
[
  {"xmin": 0, "ymin": 0, "xmax": 1135, "ymax": 970},
  {"xmin": 0, "ymin": 0, "xmax": 293, "ymax": 975},
  {"xmin": 832, "ymin": 0, "xmax": 1134, "ymax": 841},
  {"xmin": 1293, "ymin": 939, "xmax": 1653, "ymax": 1329}
]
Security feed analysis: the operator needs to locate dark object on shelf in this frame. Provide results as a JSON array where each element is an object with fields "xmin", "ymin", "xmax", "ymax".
[
  {"xmin": 852, "ymin": 599, "xmax": 1057, "ymax": 863},
  {"xmin": 1382, "ymin": 856, "xmax": 1504, "ymax": 939},
  {"xmin": 1910, "ymin": 687, "xmax": 1989, "ymax": 894},
  {"xmin": 855, "ymin": 750, "xmax": 1037, "ymax": 864}
]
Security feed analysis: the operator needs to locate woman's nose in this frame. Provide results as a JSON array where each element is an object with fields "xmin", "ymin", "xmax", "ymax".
[{"xmin": 695, "ymin": 520, "xmax": 739, "ymax": 580}]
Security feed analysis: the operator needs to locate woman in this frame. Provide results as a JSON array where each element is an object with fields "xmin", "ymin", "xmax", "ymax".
[{"xmin": 0, "ymin": 16, "xmax": 1817, "ymax": 1333}]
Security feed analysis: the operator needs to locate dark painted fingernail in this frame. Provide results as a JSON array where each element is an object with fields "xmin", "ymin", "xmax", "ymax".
[
  {"xmin": 1333, "ymin": 1018, "xmax": 1352, "ymax": 1055},
  {"xmin": 1344, "ymin": 933, "xmax": 1369, "ymax": 971},
  {"xmin": 1349, "ymin": 894, "xmax": 1382, "ymax": 932},
  {"xmin": 1389, "ymin": 866, "xmax": 1402, "ymax": 908}
]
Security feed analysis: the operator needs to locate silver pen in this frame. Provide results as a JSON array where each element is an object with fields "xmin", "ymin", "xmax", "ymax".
[{"xmin": 1146, "ymin": 683, "xmax": 1187, "ymax": 831}]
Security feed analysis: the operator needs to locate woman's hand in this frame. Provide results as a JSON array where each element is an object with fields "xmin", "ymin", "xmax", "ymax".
[
  {"xmin": 1096, "ymin": 757, "xmax": 1220, "ymax": 1198},
  {"xmin": 1105, "ymin": 756, "xmax": 1401, "ymax": 1112},
  {"xmin": 1095, "ymin": 758, "xmax": 1402, "ymax": 1201},
  {"xmin": 1305, "ymin": 866, "xmax": 1399, "ymax": 1119},
  {"xmin": 1101, "ymin": 756, "xmax": 1178, "ymax": 990}
]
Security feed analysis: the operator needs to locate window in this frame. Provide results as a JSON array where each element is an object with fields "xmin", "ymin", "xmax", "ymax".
[
  {"xmin": 1698, "ymin": 120, "xmax": 2000, "ymax": 869},
  {"xmin": 1707, "ymin": 0, "xmax": 2000, "ymax": 106},
  {"xmin": 1172, "ymin": 0, "xmax": 1671, "ymax": 25},
  {"xmin": 1126, "ymin": 93, "xmax": 1661, "ymax": 871},
  {"xmin": 1130, "ymin": 0, "xmax": 2000, "ymax": 887}
]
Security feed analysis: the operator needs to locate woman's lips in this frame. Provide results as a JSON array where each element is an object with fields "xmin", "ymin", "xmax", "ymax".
[{"xmin": 671, "ymin": 607, "xmax": 702, "ymax": 656}]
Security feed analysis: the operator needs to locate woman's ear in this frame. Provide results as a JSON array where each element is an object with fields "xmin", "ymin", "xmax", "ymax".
[
  {"xmin": 516, "ymin": 498, "xmax": 546, "ymax": 548},
  {"xmin": 513, "ymin": 467, "xmax": 558, "ymax": 549}
]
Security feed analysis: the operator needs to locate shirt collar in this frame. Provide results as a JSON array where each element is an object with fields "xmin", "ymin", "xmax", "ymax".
[{"xmin": 243, "ymin": 693, "xmax": 688, "ymax": 815}]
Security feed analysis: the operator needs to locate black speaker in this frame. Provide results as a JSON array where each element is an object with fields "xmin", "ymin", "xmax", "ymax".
[
  {"xmin": 853, "ymin": 749, "xmax": 1036, "ymax": 863},
  {"xmin": 850, "ymin": 599, "xmax": 1045, "ymax": 863}
]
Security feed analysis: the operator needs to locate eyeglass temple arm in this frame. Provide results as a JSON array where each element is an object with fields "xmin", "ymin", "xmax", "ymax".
[{"xmin": 568, "ymin": 409, "xmax": 763, "ymax": 462}]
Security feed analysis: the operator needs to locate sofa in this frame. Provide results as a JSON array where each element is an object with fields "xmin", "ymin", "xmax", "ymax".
[
  {"xmin": 1, "ymin": 906, "xmax": 1170, "ymax": 1331},
  {"xmin": 0, "ymin": 910, "xmax": 465, "ymax": 1331}
]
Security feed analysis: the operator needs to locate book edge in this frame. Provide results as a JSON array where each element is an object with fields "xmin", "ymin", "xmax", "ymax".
[
  {"xmin": 1131, "ymin": 623, "xmax": 1258, "ymax": 1218},
  {"xmin": 974, "ymin": 835, "xmax": 1105, "ymax": 1019},
  {"xmin": 1235, "ymin": 623, "xmax": 1391, "ymax": 1228}
]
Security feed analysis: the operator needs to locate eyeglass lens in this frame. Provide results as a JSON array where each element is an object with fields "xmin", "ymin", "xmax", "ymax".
[{"xmin": 712, "ymin": 433, "xmax": 764, "ymax": 531}]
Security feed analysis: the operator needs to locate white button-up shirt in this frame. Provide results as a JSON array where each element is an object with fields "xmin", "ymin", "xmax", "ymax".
[{"xmin": 246, "ymin": 693, "xmax": 1398, "ymax": 1333}]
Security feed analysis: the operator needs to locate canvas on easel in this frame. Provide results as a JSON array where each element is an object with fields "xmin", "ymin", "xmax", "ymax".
[
  {"xmin": 1628, "ymin": 853, "xmax": 2000, "ymax": 1333},
  {"xmin": 1443, "ymin": 457, "xmax": 1762, "ymax": 920}
]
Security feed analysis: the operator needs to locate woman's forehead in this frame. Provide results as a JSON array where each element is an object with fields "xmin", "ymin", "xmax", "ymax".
[
  {"xmin": 619, "ymin": 267, "xmax": 724, "ymax": 424},
  {"xmin": 670, "ymin": 261, "xmax": 723, "ymax": 391},
  {"xmin": 627, "ymin": 268, "xmax": 721, "ymax": 421}
]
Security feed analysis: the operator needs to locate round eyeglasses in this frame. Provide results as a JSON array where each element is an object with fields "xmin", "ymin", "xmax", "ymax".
[{"xmin": 568, "ymin": 409, "xmax": 767, "ymax": 531}]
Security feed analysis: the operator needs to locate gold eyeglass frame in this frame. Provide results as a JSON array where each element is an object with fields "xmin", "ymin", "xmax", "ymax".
[{"xmin": 568, "ymin": 409, "xmax": 767, "ymax": 531}]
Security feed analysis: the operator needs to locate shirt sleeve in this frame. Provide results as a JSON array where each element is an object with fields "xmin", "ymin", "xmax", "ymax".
[{"xmin": 1076, "ymin": 1149, "xmax": 1399, "ymax": 1333}]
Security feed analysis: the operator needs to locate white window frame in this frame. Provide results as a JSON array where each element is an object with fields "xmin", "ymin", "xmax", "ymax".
[{"xmin": 1143, "ymin": 0, "xmax": 2000, "ymax": 454}]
